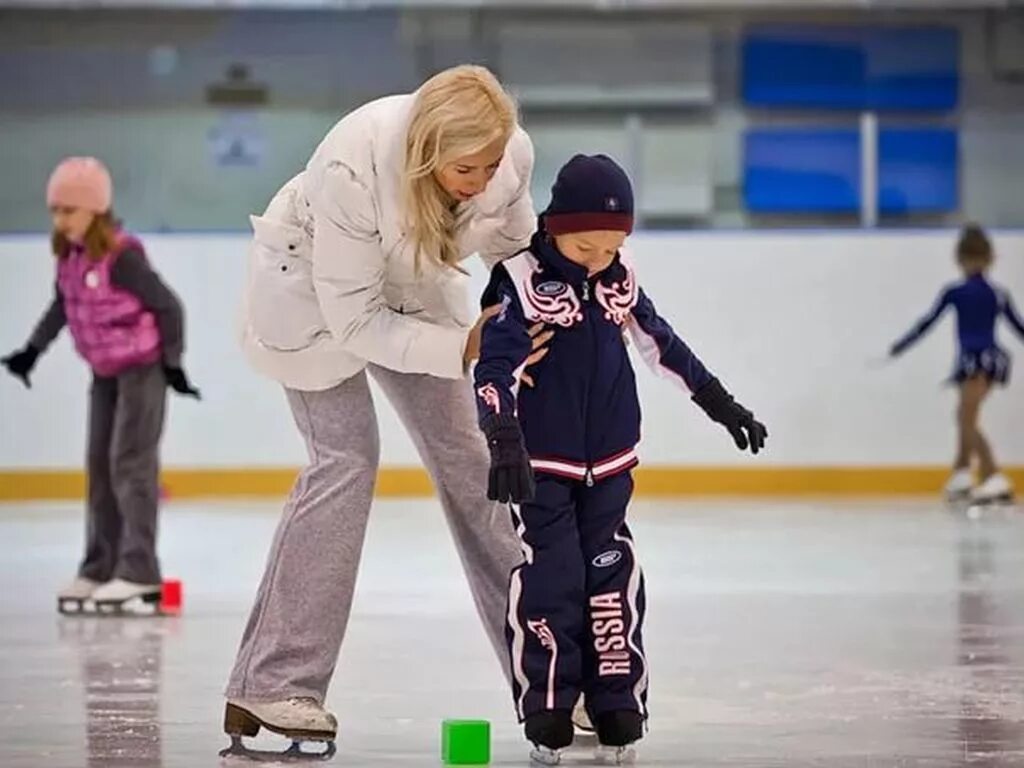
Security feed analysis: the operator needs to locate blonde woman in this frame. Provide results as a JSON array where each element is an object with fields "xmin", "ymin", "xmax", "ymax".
[{"xmin": 223, "ymin": 66, "xmax": 548, "ymax": 753}]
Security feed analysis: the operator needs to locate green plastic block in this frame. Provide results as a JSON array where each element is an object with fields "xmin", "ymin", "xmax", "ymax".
[{"xmin": 442, "ymin": 719, "xmax": 491, "ymax": 765}]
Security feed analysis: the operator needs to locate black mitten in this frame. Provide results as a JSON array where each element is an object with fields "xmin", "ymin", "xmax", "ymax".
[
  {"xmin": 481, "ymin": 412, "xmax": 535, "ymax": 503},
  {"xmin": 164, "ymin": 366, "xmax": 201, "ymax": 399},
  {"xmin": 1, "ymin": 345, "xmax": 40, "ymax": 388},
  {"xmin": 692, "ymin": 378, "xmax": 767, "ymax": 455}
]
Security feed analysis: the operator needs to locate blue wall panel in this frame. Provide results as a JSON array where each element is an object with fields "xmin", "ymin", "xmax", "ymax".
[
  {"xmin": 878, "ymin": 128, "xmax": 958, "ymax": 213},
  {"xmin": 743, "ymin": 29, "xmax": 864, "ymax": 109},
  {"xmin": 742, "ymin": 26, "xmax": 959, "ymax": 111},
  {"xmin": 743, "ymin": 126, "xmax": 959, "ymax": 214},
  {"xmin": 744, "ymin": 128, "xmax": 861, "ymax": 213}
]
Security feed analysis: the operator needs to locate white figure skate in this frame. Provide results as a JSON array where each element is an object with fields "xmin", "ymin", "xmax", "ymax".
[
  {"xmin": 971, "ymin": 473, "xmax": 1014, "ymax": 506},
  {"xmin": 945, "ymin": 469, "xmax": 974, "ymax": 501},
  {"xmin": 220, "ymin": 698, "xmax": 337, "ymax": 762},
  {"xmin": 594, "ymin": 743, "xmax": 638, "ymax": 765},
  {"xmin": 530, "ymin": 745, "xmax": 563, "ymax": 765},
  {"xmin": 91, "ymin": 578, "xmax": 162, "ymax": 615}
]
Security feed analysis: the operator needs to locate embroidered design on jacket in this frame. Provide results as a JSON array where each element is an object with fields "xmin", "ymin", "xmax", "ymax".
[
  {"xmin": 521, "ymin": 269, "xmax": 583, "ymax": 327},
  {"xmin": 595, "ymin": 266, "xmax": 638, "ymax": 326}
]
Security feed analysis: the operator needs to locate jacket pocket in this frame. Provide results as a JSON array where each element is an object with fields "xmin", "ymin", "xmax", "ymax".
[{"xmin": 247, "ymin": 215, "xmax": 328, "ymax": 352}]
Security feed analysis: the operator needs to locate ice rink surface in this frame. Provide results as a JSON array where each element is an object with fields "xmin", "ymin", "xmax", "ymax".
[{"xmin": 2, "ymin": 498, "xmax": 1022, "ymax": 767}]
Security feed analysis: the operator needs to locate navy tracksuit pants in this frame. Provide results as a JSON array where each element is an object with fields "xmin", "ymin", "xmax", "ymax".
[{"xmin": 505, "ymin": 471, "xmax": 648, "ymax": 723}]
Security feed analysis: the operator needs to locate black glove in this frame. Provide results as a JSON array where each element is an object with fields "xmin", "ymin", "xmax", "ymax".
[
  {"xmin": 1, "ymin": 345, "xmax": 40, "ymax": 388},
  {"xmin": 481, "ymin": 412, "xmax": 535, "ymax": 503},
  {"xmin": 692, "ymin": 378, "xmax": 767, "ymax": 455},
  {"xmin": 164, "ymin": 366, "xmax": 201, "ymax": 399}
]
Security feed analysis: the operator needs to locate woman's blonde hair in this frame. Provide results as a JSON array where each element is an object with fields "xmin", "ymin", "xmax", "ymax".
[{"xmin": 403, "ymin": 64, "xmax": 518, "ymax": 269}]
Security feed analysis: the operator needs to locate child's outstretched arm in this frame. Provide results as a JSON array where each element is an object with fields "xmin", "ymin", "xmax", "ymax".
[
  {"xmin": 998, "ymin": 288, "xmax": 1024, "ymax": 342},
  {"xmin": 628, "ymin": 287, "xmax": 767, "ymax": 454},
  {"xmin": 1, "ymin": 283, "xmax": 66, "ymax": 388},
  {"xmin": 890, "ymin": 288, "xmax": 952, "ymax": 356},
  {"xmin": 474, "ymin": 266, "xmax": 537, "ymax": 502}
]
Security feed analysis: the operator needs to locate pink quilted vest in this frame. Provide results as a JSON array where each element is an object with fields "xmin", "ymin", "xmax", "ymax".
[{"xmin": 56, "ymin": 233, "xmax": 162, "ymax": 377}]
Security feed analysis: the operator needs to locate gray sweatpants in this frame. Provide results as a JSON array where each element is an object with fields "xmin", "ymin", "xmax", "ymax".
[
  {"xmin": 225, "ymin": 364, "xmax": 523, "ymax": 703},
  {"xmin": 79, "ymin": 362, "xmax": 166, "ymax": 585}
]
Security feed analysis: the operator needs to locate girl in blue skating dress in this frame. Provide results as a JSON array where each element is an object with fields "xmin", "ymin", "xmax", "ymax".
[{"xmin": 889, "ymin": 224, "xmax": 1024, "ymax": 503}]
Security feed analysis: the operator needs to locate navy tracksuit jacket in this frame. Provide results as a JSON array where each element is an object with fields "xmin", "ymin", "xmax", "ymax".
[{"xmin": 474, "ymin": 231, "xmax": 716, "ymax": 722}]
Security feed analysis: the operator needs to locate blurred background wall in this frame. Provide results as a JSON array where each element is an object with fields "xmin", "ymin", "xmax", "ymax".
[
  {"xmin": 2, "ymin": 4, "xmax": 1024, "ymax": 230},
  {"xmin": 1, "ymin": 1, "xmax": 1022, "ymax": 495}
]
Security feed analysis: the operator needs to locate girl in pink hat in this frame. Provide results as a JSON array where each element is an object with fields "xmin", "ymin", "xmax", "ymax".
[{"xmin": 2, "ymin": 156, "xmax": 200, "ymax": 613}]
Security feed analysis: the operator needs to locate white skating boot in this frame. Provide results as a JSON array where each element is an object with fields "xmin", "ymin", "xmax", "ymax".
[
  {"xmin": 595, "ymin": 744, "xmax": 638, "ymax": 765},
  {"xmin": 221, "ymin": 697, "xmax": 337, "ymax": 760},
  {"xmin": 945, "ymin": 469, "xmax": 974, "ymax": 500},
  {"xmin": 530, "ymin": 746, "xmax": 562, "ymax": 766},
  {"xmin": 57, "ymin": 576, "xmax": 102, "ymax": 614},
  {"xmin": 91, "ymin": 578, "xmax": 162, "ymax": 613},
  {"xmin": 971, "ymin": 473, "xmax": 1014, "ymax": 505}
]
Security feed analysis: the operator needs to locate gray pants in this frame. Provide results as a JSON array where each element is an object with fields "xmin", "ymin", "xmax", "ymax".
[
  {"xmin": 225, "ymin": 365, "xmax": 523, "ymax": 703},
  {"xmin": 80, "ymin": 362, "xmax": 166, "ymax": 585}
]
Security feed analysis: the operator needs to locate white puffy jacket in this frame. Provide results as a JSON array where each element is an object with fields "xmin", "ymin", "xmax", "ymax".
[{"xmin": 240, "ymin": 92, "xmax": 536, "ymax": 391}]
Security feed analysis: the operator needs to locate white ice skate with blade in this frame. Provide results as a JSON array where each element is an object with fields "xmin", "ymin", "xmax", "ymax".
[
  {"xmin": 92, "ymin": 578, "xmax": 162, "ymax": 614},
  {"xmin": 945, "ymin": 469, "xmax": 974, "ymax": 500},
  {"xmin": 530, "ymin": 745, "xmax": 563, "ymax": 765},
  {"xmin": 57, "ymin": 576, "xmax": 101, "ymax": 614},
  {"xmin": 971, "ymin": 473, "xmax": 1014, "ymax": 506},
  {"xmin": 221, "ymin": 697, "xmax": 337, "ymax": 762},
  {"xmin": 594, "ymin": 743, "xmax": 637, "ymax": 765}
]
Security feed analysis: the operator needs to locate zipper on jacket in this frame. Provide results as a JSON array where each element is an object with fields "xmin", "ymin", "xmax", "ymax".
[{"xmin": 582, "ymin": 275, "xmax": 597, "ymax": 488}]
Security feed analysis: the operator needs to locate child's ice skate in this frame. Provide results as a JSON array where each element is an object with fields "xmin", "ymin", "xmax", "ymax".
[
  {"xmin": 593, "ymin": 711, "xmax": 643, "ymax": 765},
  {"xmin": 57, "ymin": 576, "xmax": 102, "ymax": 614},
  {"xmin": 944, "ymin": 469, "xmax": 974, "ymax": 501},
  {"xmin": 971, "ymin": 473, "xmax": 1014, "ymax": 507},
  {"xmin": 220, "ymin": 698, "xmax": 337, "ymax": 762},
  {"xmin": 91, "ymin": 578, "xmax": 162, "ymax": 615},
  {"xmin": 526, "ymin": 710, "xmax": 574, "ymax": 765},
  {"xmin": 571, "ymin": 698, "xmax": 598, "ymax": 746}
]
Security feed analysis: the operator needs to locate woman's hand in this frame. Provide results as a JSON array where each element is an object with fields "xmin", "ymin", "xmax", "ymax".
[
  {"xmin": 463, "ymin": 308, "xmax": 554, "ymax": 382},
  {"xmin": 520, "ymin": 323, "xmax": 553, "ymax": 388},
  {"xmin": 464, "ymin": 305, "xmax": 502, "ymax": 368}
]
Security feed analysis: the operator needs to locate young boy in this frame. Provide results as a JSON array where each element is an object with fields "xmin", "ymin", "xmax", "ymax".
[{"xmin": 473, "ymin": 154, "xmax": 767, "ymax": 764}]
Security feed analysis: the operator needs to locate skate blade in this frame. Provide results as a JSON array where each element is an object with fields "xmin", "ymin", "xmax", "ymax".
[
  {"xmin": 92, "ymin": 591, "xmax": 163, "ymax": 617},
  {"xmin": 594, "ymin": 744, "xmax": 637, "ymax": 765},
  {"xmin": 220, "ymin": 735, "xmax": 336, "ymax": 763},
  {"xmin": 57, "ymin": 597, "xmax": 91, "ymax": 615},
  {"xmin": 971, "ymin": 494, "xmax": 1015, "ymax": 507}
]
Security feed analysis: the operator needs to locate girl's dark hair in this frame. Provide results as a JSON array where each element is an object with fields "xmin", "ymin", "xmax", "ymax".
[
  {"xmin": 956, "ymin": 223, "xmax": 992, "ymax": 260},
  {"xmin": 51, "ymin": 211, "xmax": 119, "ymax": 261}
]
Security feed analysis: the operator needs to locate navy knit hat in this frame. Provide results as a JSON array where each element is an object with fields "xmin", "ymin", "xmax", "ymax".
[{"xmin": 542, "ymin": 154, "xmax": 634, "ymax": 236}]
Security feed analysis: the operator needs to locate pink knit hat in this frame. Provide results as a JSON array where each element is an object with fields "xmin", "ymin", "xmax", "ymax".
[{"xmin": 46, "ymin": 157, "xmax": 113, "ymax": 214}]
